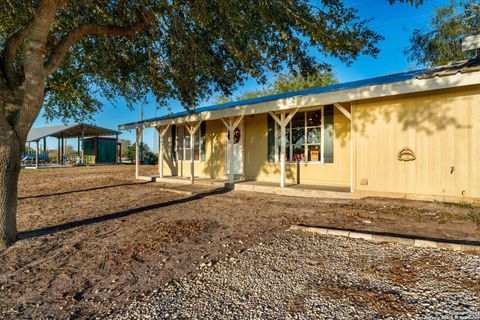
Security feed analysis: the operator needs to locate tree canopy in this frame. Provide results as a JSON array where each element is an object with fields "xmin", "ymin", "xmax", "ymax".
[
  {"xmin": 405, "ymin": 1, "xmax": 480, "ymax": 67},
  {"xmin": 0, "ymin": 1, "xmax": 424, "ymax": 123},
  {"xmin": 214, "ymin": 69, "xmax": 338, "ymax": 103},
  {"xmin": 1, "ymin": 0, "xmax": 387, "ymax": 125}
]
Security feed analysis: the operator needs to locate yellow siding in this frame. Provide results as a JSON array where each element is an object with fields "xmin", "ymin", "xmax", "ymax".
[
  {"xmin": 244, "ymin": 110, "xmax": 351, "ymax": 186},
  {"xmin": 161, "ymin": 120, "xmax": 226, "ymax": 178},
  {"xmin": 162, "ymin": 109, "xmax": 351, "ymax": 186},
  {"xmin": 353, "ymin": 87, "xmax": 480, "ymax": 198}
]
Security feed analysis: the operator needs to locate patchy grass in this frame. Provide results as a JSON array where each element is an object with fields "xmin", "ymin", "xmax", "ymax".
[
  {"xmin": 383, "ymin": 206, "xmax": 435, "ymax": 216},
  {"xmin": 467, "ymin": 212, "xmax": 480, "ymax": 229},
  {"xmin": 436, "ymin": 210, "xmax": 480, "ymax": 228},
  {"xmin": 440, "ymin": 201, "xmax": 478, "ymax": 210}
]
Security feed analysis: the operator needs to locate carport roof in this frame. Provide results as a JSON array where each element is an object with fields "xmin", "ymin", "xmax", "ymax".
[{"xmin": 27, "ymin": 123, "xmax": 120, "ymax": 142}]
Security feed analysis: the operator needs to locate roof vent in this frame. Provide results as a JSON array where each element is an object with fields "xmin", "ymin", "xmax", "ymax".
[{"xmin": 462, "ymin": 35, "xmax": 480, "ymax": 58}]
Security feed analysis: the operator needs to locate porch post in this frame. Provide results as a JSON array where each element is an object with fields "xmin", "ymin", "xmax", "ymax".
[
  {"xmin": 186, "ymin": 122, "xmax": 202, "ymax": 184},
  {"xmin": 115, "ymin": 133, "xmax": 119, "ymax": 164},
  {"xmin": 280, "ymin": 112, "xmax": 286, "ymax": 188},
  {"xmin": 135, "ymin": 127, "xmax": 144, "ymax": 179},
  {"xmin": 57, "ymin": 138, "xmax": 60, "ymax": 164},
  {"xmin": 43, "ymin": 137, "xmax": 47, "ymax": 163},
  {"xmin": 156, "ymin": 125, "xmax": 170, "ymax": 179},
  {"xmin": 334, "ymin": 102, "xmax": 353, "ymax": 193},
  {"xmin": 81, "ymin": 127, "xmax": 85, "ymax": 164},
  {"xmin": 158, "ymin": 130, "xmax": 163, "ymax": 178},
  {"xmin": 35, "ymin": 140, "xmax": 39, "ymax": 169},
  {"xmin": 350, "ymin": 103, "xmax": 354, "ymax": 193},
  {"xmin": 268, "ymin": 108, "xmax": 299, "ymax": 188},
  {"xmin": 228, "ymin": 119, "xmax": 235, "ymax": 184},
  {"xmin": 190, "ymin": 131, "xmax": 195, "ymax": 184},
  {"xmin": 61, "ymin": 135, "xmax": 64, "ymax": 165}
]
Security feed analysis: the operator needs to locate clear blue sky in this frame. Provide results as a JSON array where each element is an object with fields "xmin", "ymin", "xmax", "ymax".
[{"xmin": 34, "ymin": 0, "xmax": 452, "ymax": 150}]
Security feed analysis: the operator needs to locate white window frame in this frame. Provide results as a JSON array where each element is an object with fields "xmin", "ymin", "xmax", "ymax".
[
  {"xmin": 175, "ymin": 125, "xmax": 203, "ymax": 162},
  {"xmin": 274, "ymin": 106, "xmax": 325, "ymax": 164}
]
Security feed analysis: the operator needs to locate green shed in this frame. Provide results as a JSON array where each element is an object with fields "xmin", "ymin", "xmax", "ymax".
[{"xmin": 84, "ymin": 137, "xmax": 119, "ymax": 164}]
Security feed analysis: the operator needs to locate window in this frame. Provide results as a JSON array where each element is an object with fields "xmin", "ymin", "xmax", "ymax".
[
  {"xmin": 274, "ymin": 108, "xmax": 324, "ymax": 163},
  {"xmin": 176, "ymin": 126, "xmax": 202, "ymax": 161}
]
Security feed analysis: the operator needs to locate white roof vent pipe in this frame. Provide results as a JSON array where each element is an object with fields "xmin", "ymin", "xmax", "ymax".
[{"xmin": 462, "ymin": 35, "xmax": 480, "ymax": 58}]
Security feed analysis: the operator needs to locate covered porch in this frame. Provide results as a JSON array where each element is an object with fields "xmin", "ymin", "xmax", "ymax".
[{"xmin": 131, "ymin": 102, "xmax": 353, "ymax": 193}]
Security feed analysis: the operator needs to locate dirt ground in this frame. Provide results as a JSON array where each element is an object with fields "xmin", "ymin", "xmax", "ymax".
[{"xmin": 0, "ymin": 165, "xmax": 479, "ymax": 319}]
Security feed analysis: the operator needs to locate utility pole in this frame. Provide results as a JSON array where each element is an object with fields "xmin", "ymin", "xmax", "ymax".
[{"xmin": 139, "ymin": 104, "xmax": 144, "ymax": 164}]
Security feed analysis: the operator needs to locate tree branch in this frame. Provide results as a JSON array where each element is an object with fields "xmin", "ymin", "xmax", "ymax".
[
  {"xmin": 44, "ymin": 12, "xmax": 155, "ymax": 76},
  {"xmin": 0, "ymin": 27, "xmax": 29, "ymax": 88}
]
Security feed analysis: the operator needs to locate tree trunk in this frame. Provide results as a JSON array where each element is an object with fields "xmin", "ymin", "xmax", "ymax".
[{"xmin": 0, "ymin": 131, "xmax": 21, "ymax": 249}]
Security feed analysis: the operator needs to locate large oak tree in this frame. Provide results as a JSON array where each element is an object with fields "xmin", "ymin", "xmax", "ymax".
[{"xmin": 0, "ymin": 0, "xmax": 421, "ymax": 248}]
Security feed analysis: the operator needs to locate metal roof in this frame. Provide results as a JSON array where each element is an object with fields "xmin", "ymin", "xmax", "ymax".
[
  {"xmin": 27, "ymin": 123, "xmax": 120, "ymax": 142},
  {"xmin": 120, "ymin": 58, "xmax": 480, "ymax": 129}
]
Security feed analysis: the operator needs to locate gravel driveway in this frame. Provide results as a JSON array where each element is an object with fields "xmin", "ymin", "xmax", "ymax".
[{"xmin": 111, "ymin": 232, "xmax": 480, "ymax": 319}]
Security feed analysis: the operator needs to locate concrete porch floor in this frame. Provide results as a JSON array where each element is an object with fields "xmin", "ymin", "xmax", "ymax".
[
  {"xmin": 155, "ymin": 176, "xmax": 231, "ymax": 187},
  {"xmin": 139, "ymin": 175, "xmax": 354, "ymax": 199},
  {"xmin": 233, "ymin": 180, "xmax": 354, "ymax": 199}
]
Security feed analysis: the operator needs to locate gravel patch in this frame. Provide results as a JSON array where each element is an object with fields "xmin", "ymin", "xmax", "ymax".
[{"xmin": 111, "ymin": 232, "xmax": 480, "ymax": 319}]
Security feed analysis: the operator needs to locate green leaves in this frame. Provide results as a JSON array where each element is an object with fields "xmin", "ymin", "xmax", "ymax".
[
  {"xmin": 1, "ymin": 0, "xmax": 387, "ymax": 121},
  {"xmin": 405, "ymin": 1, "xmax": 480, "ymax": 67},
  {"xmin": 215, "ymin": 68, "xmax": 338, "ymax": 103}
]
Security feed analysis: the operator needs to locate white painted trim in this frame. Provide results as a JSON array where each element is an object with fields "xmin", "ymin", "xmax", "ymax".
[
  {"xmin": 334, "ymin": 103, "xmax": 351, "ymax": 121},
  {"xmin": 156, "ymin": 125, "xmax": 170, "ymax": 179},
  {"xmin": 273, "ymin": 106, "xmax": 324, "ymax": 164},
  {"xmin": 350, "ymin": 102, "xmax": 353, "ymax": 193},
  {"xmin": 221, "ymin": 116, "xmax": 244, "ymax": 183},
  {"xmin": 120, "ymin": 72, "xmax": 480, "ymax": 130}
]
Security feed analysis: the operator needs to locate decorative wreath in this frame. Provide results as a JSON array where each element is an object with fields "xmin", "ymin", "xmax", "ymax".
[{"xmin": 227, "ymin": 128, "xmax": 241, "ymax": 144}]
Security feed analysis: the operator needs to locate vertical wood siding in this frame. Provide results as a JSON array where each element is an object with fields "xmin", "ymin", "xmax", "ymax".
[{"xmin": 354, "ymin": 87, "xmax": 480, "ymax": 198}]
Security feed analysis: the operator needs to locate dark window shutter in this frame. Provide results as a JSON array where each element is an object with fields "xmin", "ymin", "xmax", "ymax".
[
  {"xmin": 267, "ymin": 115, "xmax": 275, "ymax": 162},
  {"xmin": 324, "ymin": 105, "xmax": 334, "ymax": 163},
  {"xmin": 171, "ymin": 125, "xmax": 176, "ymax": 161},
  {"xmin": 200, "ymin": 122, "xmax": 206, "ymax": 162}
]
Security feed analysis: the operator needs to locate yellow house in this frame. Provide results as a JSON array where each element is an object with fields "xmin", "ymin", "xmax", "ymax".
[{"xmin": 120, "ymin": 59, "xmax": 480, "ymax": 202}]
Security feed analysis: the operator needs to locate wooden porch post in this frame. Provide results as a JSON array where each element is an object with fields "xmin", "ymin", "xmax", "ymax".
[
  {"xmin": 135, "ymin": 127, "xmax": 144, "ymax": 179},
  {"xmin": 61, "ymin": 135, "xmax": 64, "ymax": 165},
  {"xmin": 280, "ymin": 112, "xmax": 286, "ymax": 187},
  {"xmin": 57, "ymin": 138, "xmax": 60, "ymax": 164},
  {"xmin": 81, "ymin": 128, "xmax": 85, "ymax": 164},
  {"xmin": 156, "ymin": 125, "xmax": 170, "ymax": 179},
  {"xmin": 221, "ymin": 116, "xmax": 244, "ymax": 185},
  {"xmin": 186, "ymin": 122, "xmax": 202, "ymax": 184},
  {"xmin": 115, "ymin": 133, "xmax": 119, "ymax": 164},
  {"xmin": 43, "ymin": 137, "xmax": 47, "ymax": 163},
  {"xmin": 228, "ymin": 119, "xmax": 235, "ymax": 184},
  {"xmin": 269, "ymin": 108, "xmax": 299, "ymax": 188},
  {"xmin": 35, "ymin": 140, "xmax": 39, "ymax": 169},
  {"xmin": 334, "ymin": 102, "xmax": 353, "ymax": 193}
]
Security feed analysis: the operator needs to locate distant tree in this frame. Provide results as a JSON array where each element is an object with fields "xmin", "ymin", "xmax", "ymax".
[
  {"xmin": 125, "ymin": 142, "xmax": 156, "ymax": 165},
  {"xmin": 405, "ymin": 1, "xmax": 480, "ymax": 67},
  {"xmin": 215, "ymin": 69, "xmax": 338, "ymax": 103},
  {"xmin": 119, "ymin": 139, "xmax": 133, "ymax": 159},
  {"xmin": 48, "ymin": 149, "xmax": 58, "ymax": 163}
]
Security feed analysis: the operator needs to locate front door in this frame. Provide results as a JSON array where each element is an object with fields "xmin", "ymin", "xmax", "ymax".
[{"xmin": 225, "ymin": 121, "xmax": 243, "ymax": 176}]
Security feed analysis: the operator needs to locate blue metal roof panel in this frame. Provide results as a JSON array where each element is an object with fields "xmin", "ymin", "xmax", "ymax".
[{"xmin": 120, "ymin": 68, "xmax": 427, "ymax": 128}]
